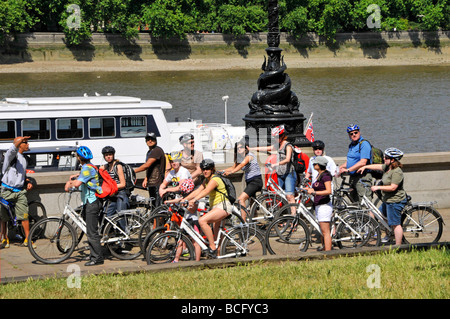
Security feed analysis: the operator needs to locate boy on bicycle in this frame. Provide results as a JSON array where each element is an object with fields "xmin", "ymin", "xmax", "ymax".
[{"xmin": 65, "ymin": 146, "xmax": 104, "ymax": 266}]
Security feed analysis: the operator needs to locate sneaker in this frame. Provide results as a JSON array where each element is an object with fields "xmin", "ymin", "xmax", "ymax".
[
  {"xmin": 1, "ymin": 239, "xmax": 9, "ymax": 249},
  {"xmin": 381, "ymin": 236, "xmax": 391, "ymax": 243},
  {"xmin": 206, "ymin": 248, "xmax": 217, "ymax": 259},
  {"xmin": 23, "ymin": 239, "xmax": 36, "ymax": 249}
]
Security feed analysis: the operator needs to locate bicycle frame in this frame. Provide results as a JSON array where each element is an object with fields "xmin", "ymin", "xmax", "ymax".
[{"xmin": 168, "ymin": 205, "xmax": 255, "ymax": 259}]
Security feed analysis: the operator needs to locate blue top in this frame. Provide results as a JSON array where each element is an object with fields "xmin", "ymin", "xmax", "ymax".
[
  {"xmin": 77, "ymin": 164, "xmax": 102, "ymax": 204},
  {"xmin": 347, "ymin": 137, "xmax": 371, "ymax": 175}
]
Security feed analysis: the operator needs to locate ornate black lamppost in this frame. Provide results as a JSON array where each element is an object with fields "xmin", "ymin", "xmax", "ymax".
[{"xmin": 243, "ymin": 0, "xmax": 310, "ymax": 147}]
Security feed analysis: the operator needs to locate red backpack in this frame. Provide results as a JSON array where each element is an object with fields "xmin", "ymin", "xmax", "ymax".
[{"xmin": 87, "ymin": 164, "xmax": 118, "ymax": 198}]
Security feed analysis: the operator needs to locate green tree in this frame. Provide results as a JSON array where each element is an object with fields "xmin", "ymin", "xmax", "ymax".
[{"xmin": 0, "ymin": 0, "xmax": 37, "ymax": 41}]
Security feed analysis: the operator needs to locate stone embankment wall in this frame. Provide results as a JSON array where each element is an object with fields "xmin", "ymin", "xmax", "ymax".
[{"xmin": 1, "ymin": 31, "xmax": 449, "ymax": 63}]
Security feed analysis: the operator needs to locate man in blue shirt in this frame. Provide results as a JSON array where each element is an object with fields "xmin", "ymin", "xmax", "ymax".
[{"xmin": 338, "ymin": 124, "xmax": 373, "ymax": 202}]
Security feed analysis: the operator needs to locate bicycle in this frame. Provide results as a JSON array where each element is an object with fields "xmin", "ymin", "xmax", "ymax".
[
  {"xmin": 0, "ymin": 194, "xmax": 46, "ymax": 246},
  {"xmin": 358, "ymin": 180, "xmax": 444, "ymax": 244},
  {"xmin": 247, "ymin": 164, "xmax": 309, "ymax": 230},
  {"xmin": 145, "ymin": 201, "xmax": 267, "ymax": 264},
  {"xmin": 265, "ymin": 189, "xmax": 380, "ymax": 255},
  {"xmin": 28, "ymin": 188, "xmax": 146, "ymax": 264}
]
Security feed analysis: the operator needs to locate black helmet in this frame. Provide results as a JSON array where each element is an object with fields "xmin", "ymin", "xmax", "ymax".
[
  {"xmin": 179, "ymin": 133, "xmax": 194, "ymax": 144},
  {"xmin": 145, "ymin": 132, "xmax": 157, "ymax": 141},
  {"xmin": 102, "ymin": 146, "xmax": 116, "ymax": 155},
  {"xmin": 200, "ymin": 159, "xmax": 215, "ymax": 170},
  {"xmin": 311, "ymin": 140, "xmax": 325, "ymax": 150}
]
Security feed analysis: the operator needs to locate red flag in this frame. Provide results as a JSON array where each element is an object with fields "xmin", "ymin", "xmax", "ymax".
[{"xmin": 305, "ymin": 120, "xmax": 315, "ymax": 142}]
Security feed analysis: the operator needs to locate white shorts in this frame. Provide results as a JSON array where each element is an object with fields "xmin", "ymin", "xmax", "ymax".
[{"xmin": 315, "ymin": 202, "xmax": 333, "ymax": 222}]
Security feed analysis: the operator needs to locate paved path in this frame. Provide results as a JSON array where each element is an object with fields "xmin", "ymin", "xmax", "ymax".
[{"xmin": 1, "ymin": 208, "xmax": 449, "ymax": 284}]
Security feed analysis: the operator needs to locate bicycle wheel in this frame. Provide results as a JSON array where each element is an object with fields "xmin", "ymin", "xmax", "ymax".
[
  {"xmin": 103, "ymin": 212, "xmax": 146, "ymax": 260},
  {"xmin": 402, "ymin": 206, "xmax": 443, "ymax": 244},
  {"xmin": 220, "ymin": 226, "xmax": 266, "ymax": 258},
  {"xmin": 249, "ymin": 193, "xmax": 287, "ymax": 229},
  {"xmin": 27, "ymin": 201, "xmax": 47, "ymax": 228},
  {"xmin": 146, "ymin": 231, "xmax": 195, "ymax": 264},
  {"xmin": 265, "ymin": 215, "xmax": 310, "ymax": 255},
  {"xmin": 138, "ymin": 212, "xmax": 173, "ymax": 253},
  {"xmin": 335, "ymin": 212, "xmax": 381, "ymax": 249},
  {"xmin": 28, "ymin": 217, "xmax": 77, "ymax": 264}
]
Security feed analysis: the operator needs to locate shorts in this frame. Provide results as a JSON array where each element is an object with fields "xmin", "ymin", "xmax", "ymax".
[
  {"xmin": 380, "ymin": 199, "xmax": 407, "ymax": 226},
  {"xmin": 211, "ymin": 200, "xmax": 233, "ymax": 215},
  {"xmin": 0, "ymin": 189, "xmax": 29, "ymax": 221},
  {"xmin": 315, "ymin": 202, "xmax": 333, "ymax": 222},
  {"xmin": 243, "ymin": 176, "xmax": 263, "ymax": 198},
  {"xmin": 277, "ymin": 170, "xmax": 297, "ymax": 195}
]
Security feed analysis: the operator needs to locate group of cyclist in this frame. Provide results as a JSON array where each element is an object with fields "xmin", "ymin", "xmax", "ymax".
[{"xmin": 0, "ymin": 122, "xmax": 407, "ymax": 261}]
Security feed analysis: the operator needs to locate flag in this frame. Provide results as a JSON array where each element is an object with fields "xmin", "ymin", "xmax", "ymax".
[{"xmin": 304, "ymin": 113, "xmax": 315, "ymax": 142}]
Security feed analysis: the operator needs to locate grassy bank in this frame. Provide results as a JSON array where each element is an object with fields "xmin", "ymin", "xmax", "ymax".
[{"xmin": 0, "ymin": 248, "xmax": 448, "ymax": 299}]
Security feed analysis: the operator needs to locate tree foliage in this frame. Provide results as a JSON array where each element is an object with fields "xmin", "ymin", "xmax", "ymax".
[{"xmin": 1, "ymin": 0, "xmax": 448, "ymax": 45}]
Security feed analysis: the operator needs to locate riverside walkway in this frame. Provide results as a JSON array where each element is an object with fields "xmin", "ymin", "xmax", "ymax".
[{"xmin": 1, "ymin": 208, "xmax": 449, "ymax": 284}]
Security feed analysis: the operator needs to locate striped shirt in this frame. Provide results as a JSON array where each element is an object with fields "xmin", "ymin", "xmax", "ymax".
[{"xmin": 241, "ymin": 152, "xmax": 261, "ymax": 181}]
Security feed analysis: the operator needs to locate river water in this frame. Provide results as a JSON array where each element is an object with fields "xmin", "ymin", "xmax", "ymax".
[{"xmin": 0, "ymin": 65, "xmax": 448, "ymax": 157}]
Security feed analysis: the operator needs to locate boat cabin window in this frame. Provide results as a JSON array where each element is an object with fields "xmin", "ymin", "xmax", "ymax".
[
  {"xmin": 89, "ymin": 117, "xmax": 115, "ymax": 138},
  {"xmin": 120, "ymin": 116, "xmax": 147, "ymax": 137},
  {"xmin": 0, "ymin": 120, "xmax": 15, "ymax": 140},
  {"xmin": 56, "ymin": 118, "xmax": 84, "ymax": 139},
  {"xmin": 22, "ymin": 119, "xmax": 51, "ymax": 140}
]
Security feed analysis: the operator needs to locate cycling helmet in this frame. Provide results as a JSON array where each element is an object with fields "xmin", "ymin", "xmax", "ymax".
[
  {"xmin": 384, "ymin": 147, "xmax": 404, "ymax": 160},
  {"xmin": 168, "ymin": 151, "xmax": 182, "ymax": 162},
  {"xmin": 76, "ymin": 146, "xmax": 93, "ymax": 161},
  {"xmin": 311, "ymin": 140, "xmax": 325, "ymax": 150},
  {"xmin": 347, "ymin": 124, "xmax": 360, "ymax": 133},
  {"xmin": 179, "ymin": 179, "xmax": 195, "ymax": 194},
  {"xmin": 101, "ymin": 146, "xmax": 116, "ymax": 155},
  {"xmin": 179, "ymin": 133, "xmax": 194, "ymax": 144},
  {"xmin": 271, "ymin": 125, "xmax": 285, "ymax": 137},
  {"xmin": 200, "ymin": 158, "xmax": 215, "ymax": 170}
]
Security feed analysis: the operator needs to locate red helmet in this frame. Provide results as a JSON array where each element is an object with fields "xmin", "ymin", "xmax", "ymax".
[
  {"xmin": 179, "ymin": 179, "xmax": 195, "ymax": 194},
  {"xmin": 271, "ymin": 125, "xmax": 285, "ymax": 137}
]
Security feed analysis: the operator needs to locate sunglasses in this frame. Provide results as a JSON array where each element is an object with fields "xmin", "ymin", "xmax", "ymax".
[
  {"xmin": 348, "ymin": 131, "xmax": 359, "ymax": 136},
  {"xmin": 384, "ymin": 156, "xmax": 393, "ymax": 160}
]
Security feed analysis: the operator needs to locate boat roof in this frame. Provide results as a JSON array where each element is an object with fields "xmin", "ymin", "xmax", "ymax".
[{"xmin": 0, "ymin": 96, "xmax": 172, "ymax": 110}]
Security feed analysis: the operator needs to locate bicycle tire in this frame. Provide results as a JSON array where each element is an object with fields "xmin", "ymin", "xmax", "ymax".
[
  {"xmin": 220, "ymin": 226, "xmax": 267, "ymax": 258},
  {"xmin": 103, "ymin": 212, "xmax": 146, "ymax": 260},
  {"xmin": 138, "ymin": 212, "xmax": 173, "ymax": 253},
  {"xmin": 402, "ymin": 205, "xmax": 443, "ymax": 244},
  {"xmin": 27, "ymin": 200, "xmax": 47, "ymax": 228},
  {"xmin": 335, "ymin": 212, "xmax": 381, "ymax": 249},
  {"xmin": 248, "ymin": 193, "xmax": 287, "ymax": 229},
  {"xmin": 265, "ymin": 215, "xmax": 310, "ymax": 255},
  {"xmin": 146, "ymin": 231, "xmax": 195, "ymax": 264},
  {"xmin": 28, "ymin": 217, "xmax": 77, "ymax": 264}
]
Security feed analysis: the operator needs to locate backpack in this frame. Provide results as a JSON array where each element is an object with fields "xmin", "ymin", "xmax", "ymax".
[
  {"xmin": 214, "ymin": 174, "xmax": 236, "ymax": 204},
  {"xmin": 87, "ymin": 164, "xmax": 118, "ymax": 198},
  {"xmin": 113, "ymin": 161, "xmax": 137, "ymax": 195},
  {"xmin": 291, "ymin": 146, "xmax": 309, "ymax": 175},
  {"xmin": 358, "ymin": 139, "xmax": 384, "ymax": 179}
]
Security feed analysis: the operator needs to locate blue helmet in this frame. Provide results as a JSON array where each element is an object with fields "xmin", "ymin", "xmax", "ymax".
[
  {"xmin": 347, "ymin": 124, "xmax": 360, "ymax": 133},
  {"xmin": 76, "ymin": 146, "xmax": 93, "ymax": 161}
]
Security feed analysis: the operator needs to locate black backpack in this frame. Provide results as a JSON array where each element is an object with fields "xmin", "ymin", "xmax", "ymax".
[
  {"xmin": 214, "ymin": 174, "xmax": 236, "ymax": 204},
  {"xmin": 113, "ymin": 161, "xmax": 137, "ymax": 195}
]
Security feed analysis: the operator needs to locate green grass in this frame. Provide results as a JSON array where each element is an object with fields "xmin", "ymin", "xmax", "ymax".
[{"xmin": 0, "ymin": 248, "xmax": 448, "ymax": 299}]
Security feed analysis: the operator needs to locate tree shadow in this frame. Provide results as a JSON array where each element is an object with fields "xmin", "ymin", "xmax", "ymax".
[
  {"xmin": 0, "ymin": 34, "xmax": 33, "ymax": 64},
  {"xmin": 104, "ymin": 33, "xmax": 143, "ymax": 61},
  {"xmin": 352, "ymin": 32, "xmax": 389, "ymax": 59},
  {"xmin": 222, "ymin": 33, "xmax": 254, "ymax": 58},
  {"xmin": 149, "ymin": 34, "xmax": 191, "ymax": 60},
  {"xmin": 63, "ymin": 38, "xmax": 96, "ymax": 61}
]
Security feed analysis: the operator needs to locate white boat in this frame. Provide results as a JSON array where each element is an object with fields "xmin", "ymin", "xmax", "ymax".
[{"xmin": 0, "ymin": 95, "xmax": 245, "ymax": 170}]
